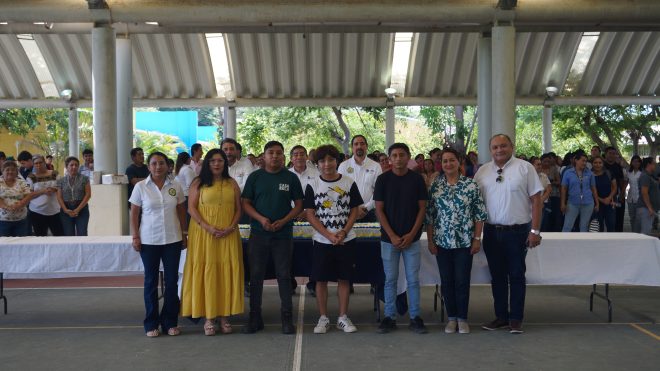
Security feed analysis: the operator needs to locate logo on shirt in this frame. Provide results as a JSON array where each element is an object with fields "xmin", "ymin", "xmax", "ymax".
[
  {"xmin": 347, "ymin": 166, "xmax": 354, "ymax": 174},
  {"xmin": 279, "ymin": 183, "xmax": 290, "ymax": 191},
  {"xmin": 168, "ymin": 188, "xmax": 176, "ymax": 196}
]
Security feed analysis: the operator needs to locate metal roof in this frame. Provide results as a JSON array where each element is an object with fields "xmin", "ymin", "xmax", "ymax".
[{"xmin": 0, "ymin": 34, "xmax": 45, "ymax": 99}]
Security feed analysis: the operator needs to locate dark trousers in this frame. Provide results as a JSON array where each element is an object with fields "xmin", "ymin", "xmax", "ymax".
[
  {"xmin": 60, "ymin": 205, "xmax": 89, "ymax": 236},
  {"xmin": 482, "ymin": 224, "xmax": 528, "ymax": 322},
  {"xmin": 435, "ymin": 247, "xmax": 473, "ymax": 320},
  {"xmin": 0, "ymin": 219, "xmax": 29, "ymax": 237},
  {"xmin": 595, "ymin": 204, "xmax": 616, "ymax": 232},
  {"xmin": 31, "ymin": 211, "xmax": 63, "ymax": 236},
  {"xmin": 139, "ymin": 241, "xmax": 182, "ymax": 332},
  {"xmin": 615, "ymin": 201, "xmax": 625, "ymax": 232},
  {"xmin": 542, "ymin": 196, "xmax": 563, "ymax": 232},
  {"xmin": 248, "ymin": 234, "xmax": 293, "ymax": 314}
]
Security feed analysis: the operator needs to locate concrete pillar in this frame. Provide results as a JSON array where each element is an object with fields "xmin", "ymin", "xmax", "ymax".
[
  {"xmin": 68, "ymin": 108, "xmax": 79, "ymax": 157},
  {"xmin": 385, "ymin": 105, "xmax": 395, "ymax": 149},
  {"xmin": 116, "ymin": 37, "xmax": 133, "ymax": 172},
  {"xmin": 92, "ymin": 24, "xmax": 117, "ymax": 174},
  {"xmin": 477, "ymin": 32, "xmax": 492, "ymax": 162},
  {"xmin": 491, "ymin": 23, "xmax": 516, "ymax": 142},
  {"xmin": 542, "ymin": 105, "xmax": 553, "ymax": 153},
  {"xmin": 226, "ymin": 106, "xmax": 237, "ymax": 140}
]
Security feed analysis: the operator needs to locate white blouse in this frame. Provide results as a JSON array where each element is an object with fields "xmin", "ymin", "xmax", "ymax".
[{"xmin": 129, "ymin": 175, "xmax": 185, "ymax": 245}]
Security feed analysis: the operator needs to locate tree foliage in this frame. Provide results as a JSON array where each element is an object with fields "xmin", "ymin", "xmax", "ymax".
[{"xmin": 134, "ymin": 130, "xmax": 187, "ymax": 160}]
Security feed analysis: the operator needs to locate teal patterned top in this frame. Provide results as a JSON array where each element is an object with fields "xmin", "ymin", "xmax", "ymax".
[{"xmin": 426, "ymin": 174, "xmax": 487, "ymax": 249}]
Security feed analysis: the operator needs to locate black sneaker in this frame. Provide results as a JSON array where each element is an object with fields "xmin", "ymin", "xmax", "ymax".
[
  {"xmin": 377, "ymin": 316, "xmax": 397, "ymax": 334},
  {"xmin": 408, "ymin": 316, "xmax": 428, "ymax": 334},
  {"xmin": 481, "ymin": 318, "xmax": 509, "ymax": 331},
  {"xmin": 241, "ymin": 311, "xmax": 264, "ymax": 334},
  {"xmin": 281, "ymin": 312, "xmax": 296, "ymax": 334},
  {"xmin": 509, "ymin": 320, "xmax": 524, "ymax": 334}
]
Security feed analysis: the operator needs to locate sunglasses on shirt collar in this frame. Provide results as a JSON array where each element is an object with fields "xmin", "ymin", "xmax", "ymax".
[{"xmin": 496, "ymin": 168, "xmax": 503, "ymax": 183}]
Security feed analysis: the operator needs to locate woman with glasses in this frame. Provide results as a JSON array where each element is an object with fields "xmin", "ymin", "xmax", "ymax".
[
  {"xmin": 56, "ymin": 156, "xmax": 91, "ymax": 236},
  {"xmin": 26, "ymin": 154, "xmax": 63, "ymax": 236},
  {"xmin": 560, "ymin": 153, "xmax": 599, "ymax": 232}
]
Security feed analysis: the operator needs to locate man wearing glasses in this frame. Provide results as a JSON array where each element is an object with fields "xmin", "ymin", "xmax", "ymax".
[{"xmin": 473, "ymin": 134, "xmax": 543, "ymax": 334}]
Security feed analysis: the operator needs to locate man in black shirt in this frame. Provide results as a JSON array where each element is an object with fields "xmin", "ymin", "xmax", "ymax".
[
  {"xmin": 374, "ymin": 143, "xmax": 428, "ymax": 334},
  {"xmin": 604, "ymin": 147, "xmax": 627, "ymax": 232},
  {"xmin": 125, "ymin": 147, "xmax": 149, "ymax": 203}
]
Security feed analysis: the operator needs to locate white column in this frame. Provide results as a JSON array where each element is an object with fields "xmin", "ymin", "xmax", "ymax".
[
  {"xmin": 491, "ymin": 24, "xmax": 516, "ymax": 142},
  {"xmin": 92, "ymin": 24, "xmax": 117, "ymax": 174},
  {"xmin": 68, "ymin": 108, "xmax": 79, "ymax": 157},
  {"xmin": 116, "ymin": 37, "xmax": 133, "ymax": 172},
  {"xmin": 477, "ymin": 32, "xmax": 492, "ymax": 162},
  {"xmin": 385, "ymin": 105, "xmax": 395, "ymax": 149},
  {"xmin": 542, "ymin": 105, "xmax": 553, "ymax": 153},
  {"xmin": 226, "ymin": 106, "xmax": 237, "ymax": 139}
]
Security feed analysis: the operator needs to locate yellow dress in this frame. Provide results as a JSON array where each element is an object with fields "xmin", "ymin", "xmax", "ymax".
[{"xmin": 181, "ymin": 180, "xmax": 244, "ymax": 318}]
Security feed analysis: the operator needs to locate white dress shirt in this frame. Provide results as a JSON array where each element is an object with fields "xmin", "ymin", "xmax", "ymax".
[
  {"xmin": 175, "ymin": 164, "xmax": 196, "ymax": 197},
  {"xmin": 129, "ymin": 175, "xmax": 185, "ymax": 245},
  {"xmin": 289, "ymin": 163, "xmax": 320, "ymax": 192},
  {"xmin": 338, "ymin": 156, "xmax": 382, "ymax": 211},
  {"xmin": 474, "ymin": 157, "xmax": 544, "ymax": 225},
  {"xmin": 229, "ymin": 157, "xmax": 256, "ymax": 191}
]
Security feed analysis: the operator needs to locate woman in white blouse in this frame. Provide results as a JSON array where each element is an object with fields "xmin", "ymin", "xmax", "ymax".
[
  {"xmin": 626, "ymin": 155, "xmax": 642, "ymax": 231},
  {"xmin": 26, "ymin": 154, "xmax": 63, "ymax": 236},
  {"xmin": 130, "ymin": 151, "xmax": 187, "ymax": 337}
]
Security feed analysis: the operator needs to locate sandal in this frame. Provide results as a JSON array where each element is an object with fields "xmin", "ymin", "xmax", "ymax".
[
  {"xmin": 220, "ymin": 321, "xmax": 233, "ymax": 334},
  {"xmin": 167, "ymin": 327, "xmax": 181, "ymax": 336},
  {"xmin": 204, "ymin": 320, "xmax": 216, "ymax": 336},
  {"xmin": 146, "ymin": 329, "xmax": 160, "ymax": 338}
]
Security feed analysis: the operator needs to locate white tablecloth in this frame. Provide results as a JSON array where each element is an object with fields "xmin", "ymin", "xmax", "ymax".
[{"xmin": 2, "ymin": 233, "xmax": 660, "ymax": 286}]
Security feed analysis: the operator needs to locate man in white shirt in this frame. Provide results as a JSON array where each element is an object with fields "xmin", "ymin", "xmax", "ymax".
[
  {"xmin": 222, "ymin": 138, "xmax": 255, "ymax": 192},
  {"xmin": 474, "ymin": 134, "xmax": 543, "ymax": 334},
  {"xmin": 289, "ymin": 145, "xmax": 319, "ymax": 200},
  {"xmin": 338, "ymin": 135, "xmax": 382, "ymax": 222},
  {"xmin": 190, "ymin": 143, "xmax": 203, "ymax": 176}
]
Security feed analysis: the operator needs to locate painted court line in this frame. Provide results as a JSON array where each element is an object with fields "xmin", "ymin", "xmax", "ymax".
[
  {"xmin": 630, "ymin": 323, "xmax": 660, "ymax": 341},
  {"xmin": 292, "ymin": 286, "xmax": 306, "ymax": 371}
]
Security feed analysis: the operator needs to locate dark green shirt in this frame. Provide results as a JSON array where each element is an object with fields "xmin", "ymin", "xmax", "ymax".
[{"xmin": 241, "ymin": 168, "xmax": 304, "ymax": 238}]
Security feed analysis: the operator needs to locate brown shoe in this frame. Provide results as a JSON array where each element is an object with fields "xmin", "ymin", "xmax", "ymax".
[
  {"xmin": 481, "ymin": 318, "xmax": 509, "ymax": 331},
  {"xmin": 509, "ymin": 320, "xmax": 523, "ymax": 334}
]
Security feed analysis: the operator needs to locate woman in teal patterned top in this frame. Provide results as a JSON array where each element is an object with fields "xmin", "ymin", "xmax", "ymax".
[{"xmin": 426, "ymin": 148, "xmax": 487, "ymax": 334}]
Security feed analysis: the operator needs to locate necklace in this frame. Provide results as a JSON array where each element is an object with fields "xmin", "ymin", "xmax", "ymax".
[{"xmin": 67, "ymin": 174, "xmax": 78, "ymax": 200}]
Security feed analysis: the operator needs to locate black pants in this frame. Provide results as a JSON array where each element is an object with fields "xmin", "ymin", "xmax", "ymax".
[
  {"xmin": 31, "ymin": 211, "xmax": 63, "ymax": 236},
  {"xmin": 247, "ymin": 234, "xmax": 293, "ymax": 314}
]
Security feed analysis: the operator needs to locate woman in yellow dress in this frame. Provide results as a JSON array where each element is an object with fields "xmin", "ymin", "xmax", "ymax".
[{"xmin": 181, "ymin": 148, "xmax": 243, "ymax": 336}]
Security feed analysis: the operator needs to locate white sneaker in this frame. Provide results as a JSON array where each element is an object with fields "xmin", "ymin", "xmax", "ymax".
[
  {"xmin": 336, "ymin": 315, "xmax": 357, "ymax": 333},
  {"xmin": 458, "ymin": 321, "xmax": 470, "ymax": 334},
  {"xmin": 314, "ymin": 315, "xmax": 330, "ymax": 334},
  {"xmin": 445, "ymin": 320, "xmax": 457, "ymax": 334}
]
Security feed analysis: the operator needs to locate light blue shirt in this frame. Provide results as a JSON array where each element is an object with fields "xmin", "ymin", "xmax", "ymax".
[{"xmin": 561, "ymin": 167, "xmax": 596, "ymax": 205}]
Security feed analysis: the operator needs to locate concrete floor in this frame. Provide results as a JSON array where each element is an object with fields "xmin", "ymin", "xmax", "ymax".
[{"xmin": 0, "ymin": 284, "xmax": 658, "ymax": 371}]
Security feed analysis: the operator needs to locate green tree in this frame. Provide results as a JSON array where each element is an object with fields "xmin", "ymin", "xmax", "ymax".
[{"xmin": 134, "ymin": 130, "xmax": 187, "ymax": 160}]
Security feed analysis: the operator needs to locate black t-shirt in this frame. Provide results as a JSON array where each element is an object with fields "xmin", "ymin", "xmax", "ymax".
[
  {"xmin": 604, "ymin": 161, "xmax": 624, "ymax": 196},
  {"xmin": 126, "ymin": 163, "xmax": 150, "ymax": 200},
  {"xmin": 373, "ymin": 170, "xmax": 427, "ymax": 243}
]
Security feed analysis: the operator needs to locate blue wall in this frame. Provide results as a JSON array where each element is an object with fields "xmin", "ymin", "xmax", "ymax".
[{"xmin": 136, "ymin": 111, "xmax": 218, "ymax": 152}]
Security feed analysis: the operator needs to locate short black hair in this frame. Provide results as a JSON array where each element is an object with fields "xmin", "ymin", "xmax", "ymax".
[
  {"xmin": 351, "ymin": 135, "xmax": 368, "ymax": 146},
  {"xmin": 82, "ymin": 148, "xmax": 93, "ymax": 156},
  {"xmin": 440, "ymin": 147, "xmax": 461, "ymax": 162},
  {"xmin": 642, "ymin": 157, "xmax": 655, "ymax": 169},
  {"xmin": 191, "ymin": 143, "xmax": 202, "ymax": 154},
  {"xmin": 130, "ymin": 147, "xmax": 143, "ymax": 158},
  {"xmin": 429, "ymin": 148, "xmax": 441, "ymax": 157},
  {"xmin": 604, "ymin": 146, "xmax": 617, "ymax": 154},
  {"xmin": 46, "ymin": 155, "xmax": 53, "ymax": 160},
  {"xmin": 388, "ymin": 142, "xmax": 411, "ymax": 156},
  {"xmin": 17, "ymin": 151, "xmax": 32, "ymax": 162},
  {"xmin": 264, "ymin": 140, "xmax": 284, "ymax": 152},
  {"xmin": 315, "ymin": 144, "xmax": 340, "ymax": 162},
  {"xmin": 221, "ymin": 138, "xmax": 242, "ymax": 153},
  {"xmin": 64, "ymin": 156, "xmax": 79, "ymax": 166},
  {"xmin": 290, "ymin": 145, "xmax": 307, "ymax": 157},
  {"xmin": 147, "ymin": 151, "xmax": 168, "ymax": 164}
]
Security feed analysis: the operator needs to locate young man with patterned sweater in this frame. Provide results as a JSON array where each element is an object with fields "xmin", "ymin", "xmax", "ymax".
[{"xmin": 304, "ymin": 144, "xmax": 363, "ymax": 334}]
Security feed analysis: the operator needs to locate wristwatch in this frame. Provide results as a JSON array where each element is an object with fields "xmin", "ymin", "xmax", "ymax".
[
  {"xmin": 472, "ymin": 236, "xmax": 481, "ymax": 241},
  {"xmin": 530, "ymin": 229, "xmax": 541, "ymax": 236}
]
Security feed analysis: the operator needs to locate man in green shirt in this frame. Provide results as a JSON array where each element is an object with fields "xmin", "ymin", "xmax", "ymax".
[{"xmin": 241, "ymin": 141, "xmax": 304, "ymax": 334}]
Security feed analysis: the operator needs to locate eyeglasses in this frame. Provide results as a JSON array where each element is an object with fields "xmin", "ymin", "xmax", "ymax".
[{"xmin": 496, "ymin": 168, "xmax": 503, "ymax": 183}]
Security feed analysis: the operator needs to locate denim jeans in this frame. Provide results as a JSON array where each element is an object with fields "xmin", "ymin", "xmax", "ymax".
[
  {"xmin": 247, "ymin": 234, "xmax": 293, "ymax": 314},
  {"xmin": 594, "ymin": 204, "xmax": 615, "ymax": 232},
  {"xmin": 562, "ymin": 203, "xmax": 594, "ymax": 232},
  {"xmin": 381, "ymin": 240, "xmax": 421, "ymax": 319},
  {"xmin": 635, "ymin": 206, "xmax": 656, "ymax": 235},
  {"xmin": 0, "ymin": 218, "xmax": 29, "ymax": 237},
  {"xmin": 482, "ymin": 224, "xmax": 528, "ymax": 322},
  {"xmin": 60, "ymin": 205, "xmax": 89, "ymax": 236},
  {"xmin": 435, "ymin": 247, "xmax": 473, "ymax": 320},
  {"xmin": 139, "ymin": 241, "xmax": 182, "ymax": 332}
]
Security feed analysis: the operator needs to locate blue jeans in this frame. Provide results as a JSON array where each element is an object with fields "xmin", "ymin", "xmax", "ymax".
[
  {"xmin": 0, "ymin": 218, "xmax": 29, "ymax": 237},
  {"xmin": 139, "ymin": 241, "xmax": 182, "ymax": 333},
  {"xmin": 435, "ymin": 247, "xmax": 473, "ymax": 320},
  {"xmin": 60, "ymin": 205, "xmax": 90, "ymax": 236},
  {"xmin": 482, "ymin": 224, "xmax": 528, "ymax": 322},
  {"xmin": 635, "ymin": 206, "xmax": 655, "ymax": 235},
  {"xmin": 595, "ymin": 204, "xmax": 615, "ymax": 232},
  {"xmin": 562, "ymin": 202, "xmax": 594, "ymax": 232},
  {"xmin": 381, "ymin": 240, "xmax": 421, "ymax": 319}
]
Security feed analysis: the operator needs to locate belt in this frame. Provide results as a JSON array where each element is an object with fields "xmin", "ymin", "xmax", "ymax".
[{"xmin": 486, "ymin": 223, "xmax": 529, "ymax": 231}]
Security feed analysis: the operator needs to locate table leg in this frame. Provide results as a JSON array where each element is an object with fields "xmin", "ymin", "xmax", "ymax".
[
  {"xmin": 433, "ymin": 284, "xmax": 445, "ymax": 323},
  {"xmin": 1, "ymin": 272, "xmax": 7, "ymax": 314},
  {"xmin": 372, "ymin": 283, "xmax": 381, "ymax": 323},
  {"xmin": 158, "ymin": 270, "xmax": 164, "ymax": 300},
  {"xmin": 589, "ymin": 283, "xmax": 613, "ymax": 323}
]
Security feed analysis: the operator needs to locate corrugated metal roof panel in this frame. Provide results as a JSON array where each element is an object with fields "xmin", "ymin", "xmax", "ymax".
[
  {"xmin": 224, "ymin": 33, "xmax": 394, "ymax": 99},
  {"xmin": 0, "ymin": 35, "xmax": 44, "ymax": 99},
  {"xmin": 34, "ymin": 33, "xmax": 92, "ymax": 99}
]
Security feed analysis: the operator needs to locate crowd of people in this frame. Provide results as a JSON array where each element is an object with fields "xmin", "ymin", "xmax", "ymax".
[{"xmin": 2, "ymin": 135, "xmax": 658, "ymax": 339}]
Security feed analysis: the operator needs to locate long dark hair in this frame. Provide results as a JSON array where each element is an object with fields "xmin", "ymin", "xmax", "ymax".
[
  {"xmin": 197, "ymin": 148, "xmax": 230, "ymax": 189},
  {"xmin": 629, "ymin": 155, "xmax": 642, "ymax": 172},
  {"xmin": 175, "ymin": 152, "xmax": 190, "ymax": 175}
]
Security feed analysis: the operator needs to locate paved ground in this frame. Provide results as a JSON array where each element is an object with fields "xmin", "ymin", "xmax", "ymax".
[{"xmin": 1, "ymin": 282, "xmax": 658, "ymax": 371}]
